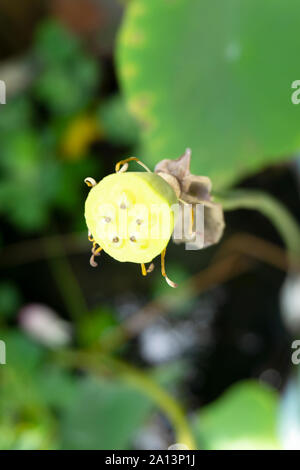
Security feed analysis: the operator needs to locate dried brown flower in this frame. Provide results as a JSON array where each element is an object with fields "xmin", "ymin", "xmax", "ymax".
[{"xmin": 155, "ymin": 148, "xmax": 225, "ymax": 249}]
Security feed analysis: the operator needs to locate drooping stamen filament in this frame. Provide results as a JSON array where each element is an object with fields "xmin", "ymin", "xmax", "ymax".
[{"xmin": 161, "ymin": 248, "xmax": 177, "ymax": 288}]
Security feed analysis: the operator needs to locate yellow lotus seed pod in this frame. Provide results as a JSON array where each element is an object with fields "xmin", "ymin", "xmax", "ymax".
[{"xmin": 85, "ymin": 172, "xmax": 177, "ymax": 263}]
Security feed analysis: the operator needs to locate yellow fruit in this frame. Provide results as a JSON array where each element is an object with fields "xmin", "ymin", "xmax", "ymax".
[{"xmin": 85, "ymin": 172, "xmax": 177, "ymax": 263}]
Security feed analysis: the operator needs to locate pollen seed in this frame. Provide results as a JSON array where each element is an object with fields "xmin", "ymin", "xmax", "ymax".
[
  {"xmin": 136, "ymin": 219, "xmax": 142, "ymax": 225},
  {"xmin": 130, "ymin": 236, "xmax": 136, "ymax": 242},
  {"xmin": 113, "ymin": 236, "xmax": 119, "ymax": 243},
  {"xmin": 104, "ymin": 216, "xmax": 111, "ymax": 223}
]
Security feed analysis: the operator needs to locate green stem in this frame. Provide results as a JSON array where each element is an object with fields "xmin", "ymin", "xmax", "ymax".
[
  {"xmin": 57, "ymin": 350, "xmax": 197, "ymax": 450},
  {"xmin": 110, "ymin": 358, "xmax": 197, "ymax": 450},
  {"xmin": 216, "ymin": 189, "xmax": 300, "ymax": 267},
  {"xmin": 44, "ymin": 236, "xmax": 88, "ymax": 321}
]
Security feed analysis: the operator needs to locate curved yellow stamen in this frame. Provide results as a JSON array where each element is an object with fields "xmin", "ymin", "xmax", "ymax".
[
  {"xmin": 161, "ymin": 248, "xmax": 177, "ymax": 288},
  {"xmin": 84, "ymin": 177, "xmax": 97, "ymax": 187},
  {"xmin": 141, "ymin": 263, "xmax": 147, "ymax": 276},
  {"xmin": 115, "ymin": 157, "xmax": 152, "ymax": 174},
  {"xmin": 93, "ymin": 246, "xmax": 103, "ymax": 256},
  {"xmin": 190, "ymin": 204, "xmax": 194, "ymax": 237},
  {"xmin": 90, "ymin": 243, "xmax": 103, "ymax": 267}
]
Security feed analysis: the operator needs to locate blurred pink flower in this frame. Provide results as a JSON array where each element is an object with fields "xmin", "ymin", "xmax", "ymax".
[{"xmin": 19, "ymin": 303, "xmax": 72, "ymax": 348}]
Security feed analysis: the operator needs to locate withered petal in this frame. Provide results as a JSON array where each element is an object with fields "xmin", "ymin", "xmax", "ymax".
[
  {"xmin": 155, "ymin": 148, "xmax": 192, "ymax": 181},
  {"xmin": 203, "ymin": 203, "xmax": 225, "ymax": 247},
  {"xmin": 173, "ymin": 201, "xmax": 225, "ymax": 249},
  {"xmin": 181, "ymin": 175, "xmax": 212, "ymax": 202},
  {"xmin": 155, "ymin": 148, "xmax": 225, "ymax": 249}
]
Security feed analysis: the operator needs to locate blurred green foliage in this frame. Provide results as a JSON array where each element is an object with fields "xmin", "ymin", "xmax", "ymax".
[
  {"xmin": 0, "ymin": 331, "xmax": 153, "ymax": 450},
  {"xmin": 0, "ymin": 282, "xmax": 21, "ymax": 319},
  {"xmin": 34, "ymin": 21, "xmax": 99, "ymax": 115},
  {"xmin": 60, "ymin": 377, "xmax": 152, "ymax": 450},
  {"xmin": 0, "ymin": 21, "xmax": 101, "ymax": 232},
  {"xmin": 0, "ymin": 329, "xmax": 285, "ymax": 450},
  {"xmin": 78, "ymin": 306, "xmax": 118, "ymax": 347},
  {"xmin": 117, "ymin": 0, "xmax": 300, "ymax": 188},
  {"xmin": 193, "ymin": 380, "xmax": 280, "ymax": 450}
]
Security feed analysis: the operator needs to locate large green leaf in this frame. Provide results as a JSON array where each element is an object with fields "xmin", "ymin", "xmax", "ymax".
[
  {"xmin": 60, "ymin": 376, "xmax": 152, "ymax": 450},
  {"xmin": 193, "ymin": 380, "xmax": 280, "ymax": 450},
  {"xmin": 117, "ymin": 0, "xmax": 300, "ymax": 188}
]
